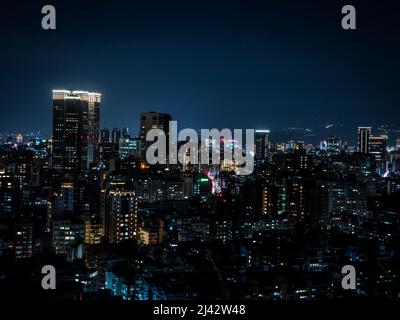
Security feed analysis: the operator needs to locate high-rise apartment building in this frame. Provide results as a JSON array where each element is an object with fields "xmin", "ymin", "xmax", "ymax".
[
  {"xmin": 14, "ymin": 223, "xmax": 34, "ymax": 259},
  {"xmin": 101, "ymin": 190, "xmax": 137, "ymax": 243},
  {"xmin": 52, "ymin": 218, "xmax": 85, "ymax": 258}
]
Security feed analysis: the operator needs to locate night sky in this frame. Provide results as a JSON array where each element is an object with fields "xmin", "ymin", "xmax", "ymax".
[{"xmin": 1, "ymin": 0, "xmax": 399, "ymax": 142}]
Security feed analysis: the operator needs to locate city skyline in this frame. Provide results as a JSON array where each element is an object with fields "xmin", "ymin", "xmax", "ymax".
[
  {"xmin": 2, "ymin": 0, "xmax": 400, "ymax": 305},
  {"xmin": 1, "ymin": 86, "xmax": 398, "ymax": 147},
  {"xmin": 0, "ymin": 112, "xmax": 397, "ymax": 148},
  {"xmin": 1, "ymin": 0, "xmax": 400, "ymax": 137}
]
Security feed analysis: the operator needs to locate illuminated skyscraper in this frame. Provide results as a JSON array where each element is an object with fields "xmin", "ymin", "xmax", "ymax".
[
  {"xmin": 255, "ymin": 130, "xmax": 270, "ymax": 163},
  {"xmin": 74, "ymin": 91, "xmax": 101, "ymax": 167},
  {"xmin": 369, "ymin": 135, "xmax": 387, "ymax": 175},
  {"xmin": 357, "ymin": 127, "xmax": 371, "ymax": 154},
  {"xmin": 52, "ymin": 90, "xmax": 101, "ymax": 175}
]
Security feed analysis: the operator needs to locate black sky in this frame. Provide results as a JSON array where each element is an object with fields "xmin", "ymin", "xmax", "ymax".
[{"xmin": 0, "ymin": 0, "xmax": 399, "ymax": 142}]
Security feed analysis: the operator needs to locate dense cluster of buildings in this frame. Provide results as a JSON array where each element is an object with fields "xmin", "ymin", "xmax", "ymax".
[{"xmin": 1, "ymin": 89, "xmax": 400, "ymax": 300}]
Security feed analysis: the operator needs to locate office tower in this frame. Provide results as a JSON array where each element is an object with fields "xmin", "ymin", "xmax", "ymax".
[
  {"xmin": 99, "ymin": 143, "xmax": 119, "ymax": 163},
  {"xmin": 139, "ymin": 112, "xmax": 172, "ymax": 159},
  {"xmin": 61, "ymin": 182, "xmax": 74, "ymax": 213},
  {"xmin": 111, "ymin": 128, "xmax": 121, "ymax": 144},
  {"xmin": 52, "ymin": 90, "xmax": 101, "ymax": 175},
  {"xmin": 255, "ymin": 130, "xmax": 270, "ymax": 163},
  {"xmin": 52, "ymin": 90, "xmax": 87, "ymax": 174},
  {"xmin": 74, "ymin": 91, "xmax": 101, "ymax": 167},
  {"xmin": 139, "ymin": 112, "xmax": 172, "ymax": 140},
  {"xmin": 357, "ymin": 127, "xmax": 372, "ymax": 154},
  {"xmin": 122, "ymin": 127, "xmax": 130, "ymax": 139},
  {"xmin": 101, "ymin": 190, "xmax": 137, "ymax": 243},
  {"xmin": 327, "ymin": 135, "xmax": 341, "ymax": 152},
  {"xmin": 194, "ymin": 174, "xmax": 211, "ymax": 202},
  {"xmin": 101, "ymin": 128, "xmax": 110, "ymax": 143},
  {"xmin": 369, "ymin": 135, "xmax": 387, "ymax": 175},
  {"xmin": 53, "ymin": 182, "xmax": 90, "ymax": 216},
  {"xmin": 14, "ymin": 223, "xmax": 34, "ymax": 259},
  {"xmin": 119, "ymin": 138, "xmax": 141, "ymax": 160}
]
